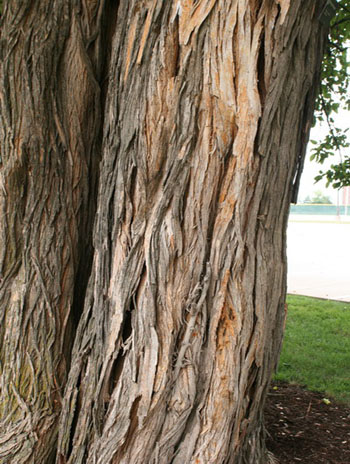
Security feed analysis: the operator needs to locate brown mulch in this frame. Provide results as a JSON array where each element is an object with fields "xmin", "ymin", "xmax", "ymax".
[{"xmin": 264, "ymin": 381, "xmax": 350, "ymax": 464}]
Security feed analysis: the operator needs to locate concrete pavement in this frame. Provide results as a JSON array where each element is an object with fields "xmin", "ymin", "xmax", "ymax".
[{"xmin": 287, "ymin": 219, "xmax": 350, "ymax": 302}]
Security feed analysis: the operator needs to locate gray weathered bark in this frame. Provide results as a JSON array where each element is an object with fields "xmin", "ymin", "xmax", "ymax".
[{"xmin": 0, "ymin": 1, "xmax": 328, "ymax": 463}]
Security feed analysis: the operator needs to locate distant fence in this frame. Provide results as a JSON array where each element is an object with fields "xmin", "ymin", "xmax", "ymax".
[{"xmin": 290, "ymin": 204, "xmax": 350, "ymax": 215}]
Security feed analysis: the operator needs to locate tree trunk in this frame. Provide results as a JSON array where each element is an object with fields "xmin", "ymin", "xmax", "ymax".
[
  {"xmin": 0, "ymin": 1, "xmax": 328, "ymax": 463},
  {"xmin": 0, "ymin": 1, "xmax": 104, "ymax": 461}
]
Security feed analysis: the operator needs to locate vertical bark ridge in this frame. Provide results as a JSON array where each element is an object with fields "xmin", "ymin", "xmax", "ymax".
[
  {"xmin": 57, "ymin": 1, "xmax": 327, "ymax": 464},
  {"xmin": 0, "ymin": 1, "xmax": 106, "ymax": 461}
]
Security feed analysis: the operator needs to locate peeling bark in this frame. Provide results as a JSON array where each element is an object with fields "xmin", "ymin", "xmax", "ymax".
[{"xmin": 0, "ymin": 1, "xmax": 328, "ymax": 463}]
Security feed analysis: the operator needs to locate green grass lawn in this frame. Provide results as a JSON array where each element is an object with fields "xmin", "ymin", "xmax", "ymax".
[{"xmin": 275, "ymin": 295, "xmax": 350, "ymax": 404}]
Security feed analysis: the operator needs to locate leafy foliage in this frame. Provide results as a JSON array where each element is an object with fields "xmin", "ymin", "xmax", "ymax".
[{"xmin": 312, "ymin": 0, "xmax": 350, "ymax": 188}]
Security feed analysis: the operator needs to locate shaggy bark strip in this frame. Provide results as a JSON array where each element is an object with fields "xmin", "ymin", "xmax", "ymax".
[
  {"xmin": 0, "ymin": 1, "xmax": 105, "ymax": 461},
  {"xmin": 57, "ymin": 1, "xmax": 327, "ymax": 464}
]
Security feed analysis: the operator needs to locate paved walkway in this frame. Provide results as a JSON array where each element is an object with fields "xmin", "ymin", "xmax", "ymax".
[{"xmin": 287, "ymin": 218, "xmax": 350, "ymax": 302}]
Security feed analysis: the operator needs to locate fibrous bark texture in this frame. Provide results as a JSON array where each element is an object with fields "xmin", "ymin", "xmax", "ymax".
[
  {"xmin": 0, "ymin": 1, "xmax": 104, "ymax": 461},
  {"xmin": 0, "ymin": 1, "xmax": 328, "ymax": 463}
]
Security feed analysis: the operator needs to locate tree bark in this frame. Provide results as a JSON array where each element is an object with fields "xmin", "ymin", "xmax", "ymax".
[
  {"xmin": 0, "ymin": 1, "xmax": 105, "ymax": 461},
  {"xmin": 0, "ymin": 1, "xmax": 328, "ymax": 463}
]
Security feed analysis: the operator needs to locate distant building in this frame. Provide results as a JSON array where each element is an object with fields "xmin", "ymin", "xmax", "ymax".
[{"xmin": 342, "ymin": 186, "xmax": 350, "ymax": 206}]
